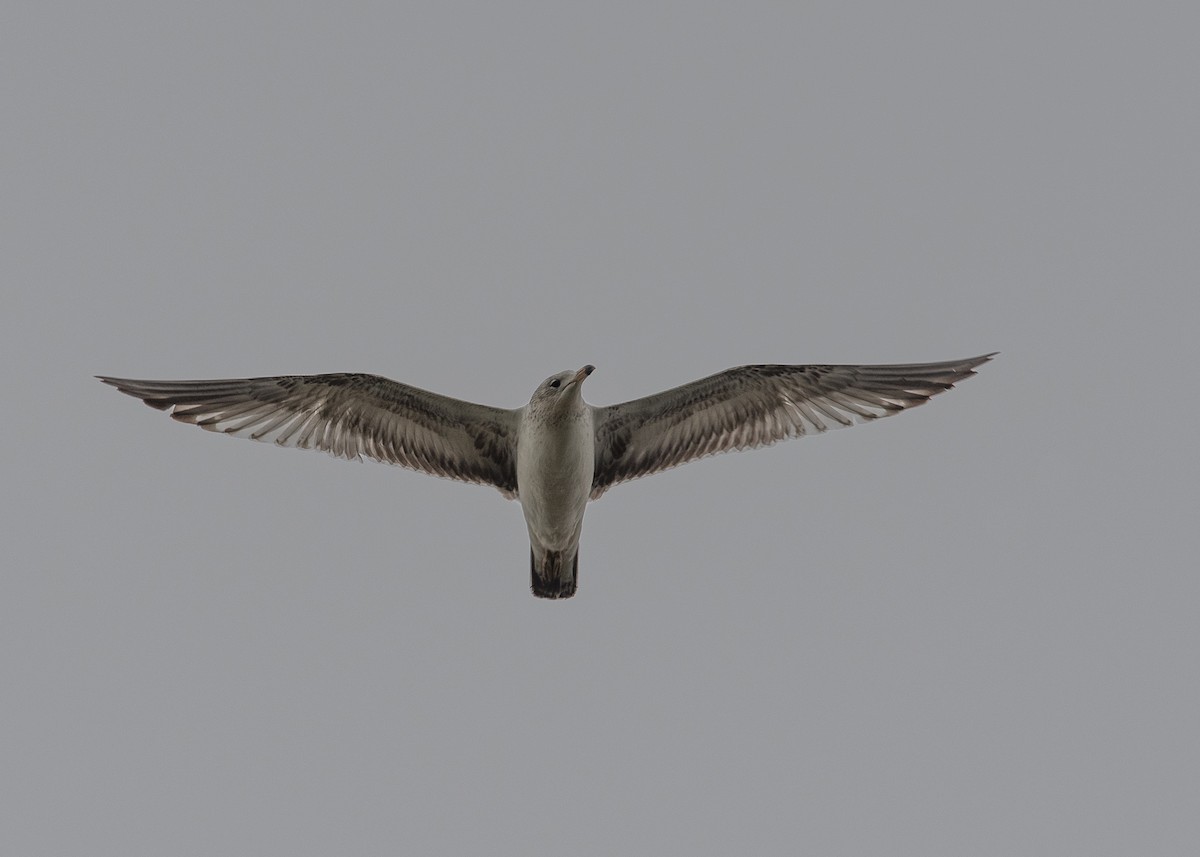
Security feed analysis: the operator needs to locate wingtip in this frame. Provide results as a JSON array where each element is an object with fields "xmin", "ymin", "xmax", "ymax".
[
  {"xmin": 96, "ymin": 375, "xmax": 137, "ymax": 394},
  {"xmin": 954, "ymin": 353, "xmax": 996, "ymax": 383},
  {"xmin": 960, "ymin": 352, "xmax": 998, "ymax": 373}
]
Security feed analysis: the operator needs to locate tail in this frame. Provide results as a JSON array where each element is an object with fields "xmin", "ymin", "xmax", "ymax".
[{"xmin": 530, "ymin": 549, "xmax": 579, "ymax": 599}]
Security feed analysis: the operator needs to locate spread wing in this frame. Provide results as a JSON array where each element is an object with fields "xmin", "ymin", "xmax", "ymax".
[
  {"xmin": 591, "ymin": 354, "xmax": 994, "ymax": 498},
  {"xmin": 98, "ymin": 373, "xmax": 521, "ymax": 497}
]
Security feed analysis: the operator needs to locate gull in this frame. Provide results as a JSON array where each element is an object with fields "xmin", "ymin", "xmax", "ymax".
[{"xmin": 98, "ymin": 353, "xmax": 994, "ymax": 599}]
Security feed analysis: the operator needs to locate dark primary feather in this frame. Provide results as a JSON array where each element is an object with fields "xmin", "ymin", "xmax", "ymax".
[
  {"xmin": 591, "ymin": 354, "xmax": 995, "ymax": 497},
  {"xmin": 97, "ymin": 373, "xmax": 520, "ymax": 497}
]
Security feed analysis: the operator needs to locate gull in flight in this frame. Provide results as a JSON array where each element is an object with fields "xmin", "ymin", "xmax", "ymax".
[{"xmin": 99, "ymin": 354, "xmax": 994, "ymax": 599}]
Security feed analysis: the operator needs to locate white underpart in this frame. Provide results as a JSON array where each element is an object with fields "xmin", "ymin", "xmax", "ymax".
[{"xmin": 516, "ymin": 404, "xmax": 595, "ymax": 551}]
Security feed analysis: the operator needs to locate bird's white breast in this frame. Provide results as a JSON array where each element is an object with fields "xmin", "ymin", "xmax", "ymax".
[{"xmin": 516, "ymin": 407, "xmax": 595, "ymax": 548}]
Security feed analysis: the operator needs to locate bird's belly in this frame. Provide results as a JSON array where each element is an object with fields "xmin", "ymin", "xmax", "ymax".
[
  {"xmin": 520, "ymin": 463, "xmax": 592, "ymax": 545},
  {"xmin": 517, "ymin": 429, "xmax": 594, "ymax": 549}
]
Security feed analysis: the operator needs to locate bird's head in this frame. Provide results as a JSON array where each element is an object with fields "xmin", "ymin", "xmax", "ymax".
[{"xmin": 530, "ymin": 365, "xmax": 594, "ymax": 412}]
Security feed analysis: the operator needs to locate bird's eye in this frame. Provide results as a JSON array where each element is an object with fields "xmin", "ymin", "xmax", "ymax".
[{"xmin": 549, "ymin": 379, "xmax": 561, "ymax": 389}]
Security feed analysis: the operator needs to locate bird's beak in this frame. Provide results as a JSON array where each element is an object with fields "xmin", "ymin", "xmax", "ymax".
[{"xmin": 572, "ymin": 365, "xmax": 595, "ymax": 386}]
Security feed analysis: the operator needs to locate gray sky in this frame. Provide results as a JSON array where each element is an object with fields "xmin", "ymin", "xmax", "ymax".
[{"xmin": 4, "ymin": 3, "xmax": 1198, "ymax": 855}]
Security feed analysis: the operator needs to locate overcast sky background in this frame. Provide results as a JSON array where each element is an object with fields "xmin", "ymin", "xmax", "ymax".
[{"xmin": 4, "ymin": 3, "xmax": 1198, "ymax": 855}]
